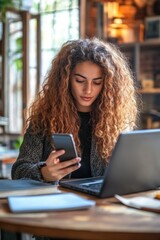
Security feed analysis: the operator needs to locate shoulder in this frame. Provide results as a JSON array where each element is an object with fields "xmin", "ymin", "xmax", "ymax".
[{"xmin": 23, "ymin": 123, "xmax": 48, "ymax": 143}]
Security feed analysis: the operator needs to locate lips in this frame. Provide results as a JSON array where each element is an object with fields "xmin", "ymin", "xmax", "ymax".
[{"xmin": 81, "ymin": 96, "xmax": 93, "ymax": 101}]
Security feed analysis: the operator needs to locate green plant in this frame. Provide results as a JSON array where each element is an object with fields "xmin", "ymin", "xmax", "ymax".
[
  {"xmin": 0, "ymin": 0, "xmax": 22, "ymax": 21},
  {"xmin": 13, "ymin": 136, "xmax": 23, "ymax": 149}
]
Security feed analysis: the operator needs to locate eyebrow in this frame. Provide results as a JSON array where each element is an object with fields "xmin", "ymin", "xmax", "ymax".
[{"xmin": 74, "ymin": 73, "xmax": 103, "ymax": 80}]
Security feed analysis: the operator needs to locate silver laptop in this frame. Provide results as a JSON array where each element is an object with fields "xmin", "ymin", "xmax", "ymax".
[{"xmin": 59, "ymin": 129, "xmax": 160, "ymax": 198}]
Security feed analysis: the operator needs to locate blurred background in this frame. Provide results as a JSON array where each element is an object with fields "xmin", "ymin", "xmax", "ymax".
[{"xmin": 0, "ymin": 0, "xmax": 160, "ymax": 178}]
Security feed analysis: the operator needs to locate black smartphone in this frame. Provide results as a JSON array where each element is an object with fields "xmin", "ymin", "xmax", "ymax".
[{"xmin": 51, "ymin": 133, "xmax": 78, "ymax": 162}]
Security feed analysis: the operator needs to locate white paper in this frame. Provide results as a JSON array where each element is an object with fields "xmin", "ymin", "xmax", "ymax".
[{"xmin": 115, "ymin": 194, "xmax": 160, "ymax": 212}]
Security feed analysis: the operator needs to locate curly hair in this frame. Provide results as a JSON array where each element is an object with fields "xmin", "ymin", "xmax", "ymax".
[{"xmin": 27, "ymin": 38, "xmax": 139, "ymax": 161}]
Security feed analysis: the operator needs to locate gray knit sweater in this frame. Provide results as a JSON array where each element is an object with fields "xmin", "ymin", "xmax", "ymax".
[{"xmin": 11, "ymin": 126, "xmax": 107, "ymax": 182}]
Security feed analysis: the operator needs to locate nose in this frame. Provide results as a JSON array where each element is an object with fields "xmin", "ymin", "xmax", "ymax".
[{"xmin": 84, "ymin": 82, "xmax": 92, "ymax": 94}]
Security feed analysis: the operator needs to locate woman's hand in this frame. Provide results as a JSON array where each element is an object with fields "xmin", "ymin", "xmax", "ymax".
[{"xmin": 40, "ymin": 150, "xmax": 81, "ymax": 182}]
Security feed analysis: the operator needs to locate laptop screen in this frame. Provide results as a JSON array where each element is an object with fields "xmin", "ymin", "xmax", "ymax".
[
  {"xmin": 100, "ymin": 129, "xmax": 160, "ymax": 197},
  {"xmin": 60, "ymin": 129, "xmax": 160, "ymax": 198}
]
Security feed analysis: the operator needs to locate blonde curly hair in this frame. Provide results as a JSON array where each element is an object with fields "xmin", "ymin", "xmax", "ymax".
[{"xmin": 27, "ymin": 38, "xmax": 139, "ymax": 161}]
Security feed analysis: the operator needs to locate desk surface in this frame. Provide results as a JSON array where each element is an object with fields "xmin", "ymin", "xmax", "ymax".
[{"xmin": 0, "ymin": 187, "xmax": 160, "ymax": 240}]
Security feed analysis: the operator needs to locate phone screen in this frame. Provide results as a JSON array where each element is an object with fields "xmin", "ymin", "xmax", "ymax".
[{"xmin": 51, "ymin": 134, "xmax": 78, "ymax": 161}]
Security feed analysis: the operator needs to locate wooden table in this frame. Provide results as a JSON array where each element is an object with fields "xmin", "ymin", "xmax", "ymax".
[{"xmin": 0, "ymin": 187, "xmax": 160, "ymax": 240}]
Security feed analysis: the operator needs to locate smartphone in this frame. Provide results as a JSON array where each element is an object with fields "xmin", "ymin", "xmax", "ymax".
[{"xmin": 51, "ymin": 133, "xmax": 78, "ymax": 162}]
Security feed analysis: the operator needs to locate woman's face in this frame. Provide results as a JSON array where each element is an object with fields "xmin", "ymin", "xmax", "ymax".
[{"xmin": 70, "ymin": 61, "xmax": 103, "ymax": 112}]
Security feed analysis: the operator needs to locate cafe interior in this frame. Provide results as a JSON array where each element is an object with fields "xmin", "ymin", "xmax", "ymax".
[
  {"xmin": 0, "ymin": 0, "xmax": 160, "ymax": 239},
  {"xmin": 0, "ymin": 0, "xmax": 160, "ymax": 177},
  {"xmin": 0, "ymin": 0, "xmax": 160, "ymax": 171}
]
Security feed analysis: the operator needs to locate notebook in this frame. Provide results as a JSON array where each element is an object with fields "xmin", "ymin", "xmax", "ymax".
[
  {"xmin": 8, "ymin": 193, "xmax": 96, "ymax": 213},
  {"xmin": 59, "ymin": 129, "xmax": 160, "ymax": 198},
  {"xmin": 0, "ymin": 179, "xmax": 52, "ymax": 192},
  {"xmin": 0, "ymin": 179, "xmax": 58, "ymax": 198}
]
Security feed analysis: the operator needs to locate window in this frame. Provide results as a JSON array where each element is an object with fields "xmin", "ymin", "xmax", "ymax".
[
  {"xmin": 40, "ymin": 0, "xmax": 79, "ymax": 82},
  {"xmin": 1, "ymin": 0, "xmax": 80, "ymax": 134},
  {"xmin": 5, "ymin": 12, "xmax": 23, "ymax": 133}
]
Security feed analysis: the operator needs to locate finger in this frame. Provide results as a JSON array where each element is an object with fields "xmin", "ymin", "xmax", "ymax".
[
  {"xmin": 46, "ymin": 158, "xmax": 60, "ymax": 169},
  {"xmin": 50, "ymin": 149, "xmax": 65, "ymax": 159},
  {"xmin": 42, "ymin": 160, "xmax": 81, "ymax": 181},
  {"xmin": 54, "ymin": 157, "xmax": 60, "ymax": 163},
  {"xmin": 56, "ymin": 163, "xmax": 81, "ymax": 179},
  {"xmin": 46, "ymin": 150, "xmax": 65, "ymax": 165},
  {"xmin": 59, "ymin": 157, "xmax": 81, "ymax": 169},
  {"xmin": 47, "ymin": 157, "xmax": 80, "ymax": 178},
  {"xmin": 47, "ymin": 157, "xmax": 78, "ymax": 172}
]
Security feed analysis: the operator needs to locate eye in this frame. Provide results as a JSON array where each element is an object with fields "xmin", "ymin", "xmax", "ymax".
[
  {"xmin": 75, "ymin": 79, "xmax": 85, "ymax": 83},
  {"xmin": 93, "ymin": 81, "xmax": 103, "ymax": 85}
]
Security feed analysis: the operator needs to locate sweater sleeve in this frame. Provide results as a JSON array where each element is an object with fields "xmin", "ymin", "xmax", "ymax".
[{"xmin": 11, "ymin": 126, "xmax": 49, "ymax": 182}]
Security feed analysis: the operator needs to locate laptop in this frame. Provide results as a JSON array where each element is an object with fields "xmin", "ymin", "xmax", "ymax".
[{"xmin": 59, "ymin": 129, "xmax": 160, "ymax": 198}]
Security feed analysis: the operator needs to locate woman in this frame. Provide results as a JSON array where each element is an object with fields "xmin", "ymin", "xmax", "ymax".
[{"xmin": 12, "ymin": 38, "xmax": 139, "ymax": 182}]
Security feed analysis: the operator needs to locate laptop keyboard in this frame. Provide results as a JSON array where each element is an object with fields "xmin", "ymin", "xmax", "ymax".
[{"xmin": 80, "ymin": 180, "xmax": 103, "ymax": 192}]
